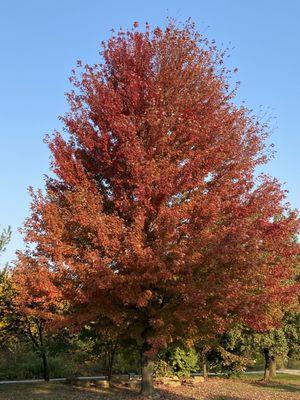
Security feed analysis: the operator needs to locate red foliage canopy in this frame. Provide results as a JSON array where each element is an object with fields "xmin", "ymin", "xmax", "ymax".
[{"xmin": 16, "ymin": 22, "xmax": 299, "ymax": 357}]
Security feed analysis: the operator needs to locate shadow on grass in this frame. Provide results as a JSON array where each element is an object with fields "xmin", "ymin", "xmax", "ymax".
[
  {"xmin": 157, "ymin": 387, "xmax": 245, "ymax": 400},
  {"xmin": 247, "ymin": 380, "xmax": 300, "ymax": 394},
  {"xmin": 210, "ymin": 397, "xmax": 247, "ymax": 400},
  {"xmin": 102, "ymin": 384, "xmax": 244, "ymax": 400}
]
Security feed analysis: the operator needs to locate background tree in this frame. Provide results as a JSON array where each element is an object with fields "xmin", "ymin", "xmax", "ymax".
[
  {"xmin": 11, "ymin": 261, "xmax": 63, "ymax": 381},
  {"xmin": 0, "ymin": 226, "xmax": 13, "ymax": 347},
  {"xmin": 0, "ymin": 226, "xmax": 11, "ymax": 257},
  {"xmin": 209, "ymin": 310, "xmax": 300, "ymax": 380},
  {"xmin": 254, "ymin": 311, "xmax": 300, "ymax": 380},
  {"xmin": 0, "ymin": 269, "xmax": 16, "ymax": 349},
  {"xmin": 17, "ymin": 20, "xmax": 299, "ymax": 395},
  {"xmin": 284, "ymin": 312, "xmax": 300, "ymax": 363},
  {"xmin": 78, "ymin": 322, "xmax": 123, "ymax": 381}
]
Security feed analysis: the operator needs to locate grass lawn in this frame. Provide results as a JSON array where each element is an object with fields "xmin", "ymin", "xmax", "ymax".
[{"xmin": 0, "ymin": 374, "xmax": 299, "ymax": 400}]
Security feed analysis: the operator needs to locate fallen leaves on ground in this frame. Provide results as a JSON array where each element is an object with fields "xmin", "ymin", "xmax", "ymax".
[{"xmin": 0, "ymin": 377, "xmax": 299, "ymax": 400}]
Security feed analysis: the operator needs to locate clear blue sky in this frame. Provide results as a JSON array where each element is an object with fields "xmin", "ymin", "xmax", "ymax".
[{"xmin": 0, "ymin": 0, "xmax": 299, "ymax": 264}]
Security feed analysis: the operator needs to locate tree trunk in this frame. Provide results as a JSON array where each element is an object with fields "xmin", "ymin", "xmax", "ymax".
[
  {"xmin": 202, "ymin": 352, "xmax": 208, "ymax": 379},
  {"xmin": 141, "ymin": 351, "xmax": 154, "ymax": 396},
  {"xmin": 269, "ymin": 356, "xmax": 276, "ymax": 378},
  {"xmin": 41, "ymin": 351, "xmax": 50, "ymax": 382},
  {"xmin": 106, "ymin": 345, "xmax": 116, "ymax": 381},
  {"xmin": 263, "ymin": 349, "xmax": 276, "ymax": 380},
  {"xmin": 141, "ymin": 343, "xmax": 154, "ymax": 396}
]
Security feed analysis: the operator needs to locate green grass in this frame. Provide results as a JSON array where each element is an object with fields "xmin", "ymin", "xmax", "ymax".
[{"xmin": 241, "ymin": 372, "xmax": 300, "ymax": 384}]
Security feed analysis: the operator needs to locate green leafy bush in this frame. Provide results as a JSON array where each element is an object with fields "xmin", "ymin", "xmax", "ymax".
[
  {"xmin": 153, "ymin": 359, "xmax": 173, "ymax": 377},
  {"xmin": 169, "ymin": 346, "xmax": 199, "ymax": 377},
  {"xmin": 113, "ymin": 346, "xmax": 140, "ymax": 374},
  {"xmin": 154, "ymin": 345, "xmax": 199, "ymax": 378}
]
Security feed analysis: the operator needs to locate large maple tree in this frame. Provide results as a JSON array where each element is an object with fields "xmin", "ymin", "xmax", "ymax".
[{"xmin": 17, "ymin": 21, "xmax": 299, "ymax": 394}]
